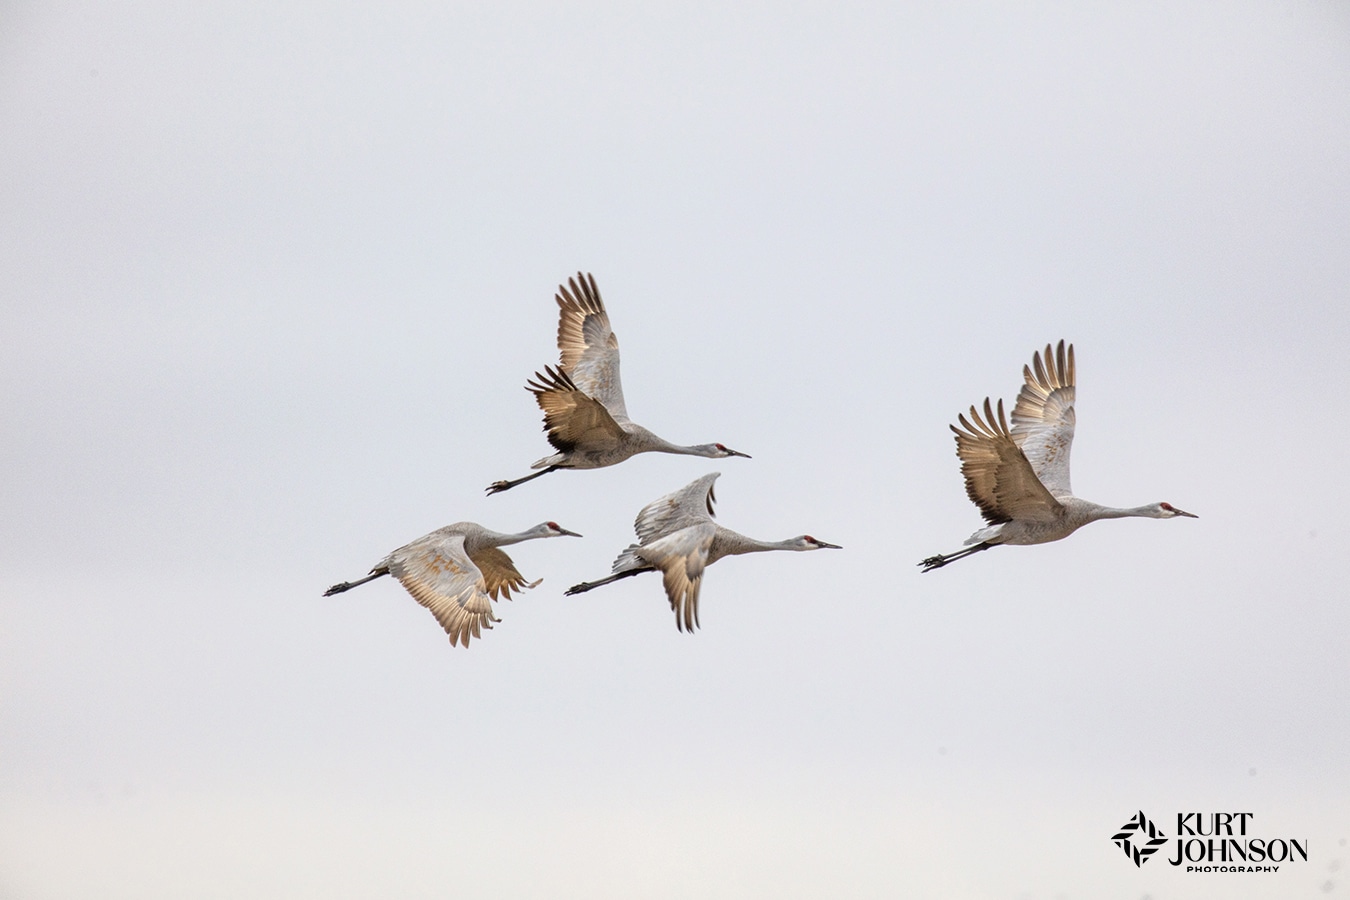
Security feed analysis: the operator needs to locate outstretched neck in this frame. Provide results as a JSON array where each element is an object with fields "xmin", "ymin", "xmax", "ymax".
[
  {"xmin": 469, "ymin": 528, "xmax": 539, "ymax": 551},
  {"xmin": 629, "ymin": 426, "xmax": 719, "ymax": 458},
  {"xmin": 649, "ymin": 435, "xmax": 716, "ymax": 457},
  {"xmin": 712, "ymin": 531, "xmax": 801, "ymax": 560},
  {"xmin": 731, "ymin": 538, "xmax": 793, "ymax": 555},
  {"xmin": 1084, "ymin": 502, "xmax": 1166, "ymax": 520}
]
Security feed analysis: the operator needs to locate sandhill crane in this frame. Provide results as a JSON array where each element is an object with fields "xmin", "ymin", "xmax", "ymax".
[
  {"xmin": 920, "ymin": 341, "xmax": 1196, "ymax": 573},
  {"xmin": 487, "ymin": 273, "xmax": 749, "ymax": 494},
  {"xmin": 566, "ymin": 473, "xmax": 840, "ymax": 633},
  {"xmin": 324, "ymin": 521, "xmax": 581, "ymax": 647}
]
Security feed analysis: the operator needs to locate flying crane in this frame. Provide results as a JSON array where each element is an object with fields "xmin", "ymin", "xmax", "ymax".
[
  {"xmin": 921, "ymin": 341, "xmax": 1196, "ymax": 572},
  {"xmin": 567, "ymin": 473, "xmax": 840, "ymax": 632},
  {"xmin": 487, "ymin": 273, "xmax": 749, "ymax": 494},
  {"xmin": 325, "ymin": 520, "xmax": 581, "ymax": 646}
]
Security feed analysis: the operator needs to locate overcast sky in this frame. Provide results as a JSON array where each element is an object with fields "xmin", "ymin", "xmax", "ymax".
[{"xmin": 3, "ymin": 2, "xmax": 1349, "ymax": 898}]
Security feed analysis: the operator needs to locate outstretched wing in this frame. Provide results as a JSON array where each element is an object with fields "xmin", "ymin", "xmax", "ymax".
[
  {"xmin": 1010, "ymin": 340, "xmax": 1076, "ymax": 497},
  {"xmin": 952, "ymin": 398, "xmax": 1063, "ymax": 525},
  {"xmin": 633, "ymin": 472, "xmax": 720, "ymax": 546},
  {"xmin": 555, "ymin": 272, "xmax": 629, "ymax": 422},
  {"xmin": 384, "ymin": 533, "xmax": 499, "ymax": 648},
  {"xmin": 527, "ymin": 365, "xmax": 625, "ymax": 458},
  {"xmin": 634, "ymin": 522, "xmax": 716, "ymax": 633},
  {"xmin": 469, "ymin": 546, "xmax": 542, "ymax": 602}
]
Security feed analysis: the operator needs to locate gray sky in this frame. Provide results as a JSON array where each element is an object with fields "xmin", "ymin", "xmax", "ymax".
[{"xmin": 3, "ymin": 2, "xmax": 1348, "ymax": 897}]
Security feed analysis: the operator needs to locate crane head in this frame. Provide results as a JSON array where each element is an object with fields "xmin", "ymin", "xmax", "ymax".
[
  {"xmin": 797, "ymin": 535, "xmax": 842, "ymax": 550},
  {"xmin": 542, "ymin": 521, "xmax": 584, "ymax": 537},
  {"xmin": 1157, "ymin": 502, "xmax": 1198, "ymax": 519},
  {"xmin": 711, "ymin": 442, "xmax": 751, "ymax": 459}
]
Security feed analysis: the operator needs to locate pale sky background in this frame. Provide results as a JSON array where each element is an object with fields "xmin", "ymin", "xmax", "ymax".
[{"xmin": 3, "ymin": 2, "xmax": 1349, "ymax": 898}]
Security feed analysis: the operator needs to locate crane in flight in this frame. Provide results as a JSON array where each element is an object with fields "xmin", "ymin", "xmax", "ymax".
[
  {"xmin": 566, "ymin": 473, "xmax": 840, "ymax": 633},
  {"xmin": 487, "ymin": 273, "xmax": 749, "ymax": 495},
  {"xmin": 920, "ymin": 340, "xmax": 1196, "ymax": 572},
  {"xmin": 325, "ymin": 520, "xmax": 581, "ymax": 647}
]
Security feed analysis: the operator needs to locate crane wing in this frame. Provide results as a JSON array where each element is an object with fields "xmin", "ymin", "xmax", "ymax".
[
  {"xmin": 384, "ymin": 533, "xmax": 500, "ymax": 648},
  {"xmin": 468, "ymin": 546, "xmax": 542, "ymax": 602},
  {"xmin": 527, "ymin": 366, "xmax": 626, "ymax": 457},
  {"xmin": 952, "ymin": 398, "xmax": 1063, "ymax": 525},
  {"xmin": 634, "ymin": 522, "xmax": 716, "ymax": 633},
  {"xmin": 632, "ymin": 472, "xmax": 720, "ymax": 545},
  {"xmin": 1010, "ymin": 340, "xmax": 1076, "ymax": 497},
  {"xmin": 555, "ymin": 272, "xmax": 630, "ymax": 422}
]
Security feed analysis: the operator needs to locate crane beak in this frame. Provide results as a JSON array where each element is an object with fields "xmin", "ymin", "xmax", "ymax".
[
  {"xmin": 1173, "ymin": 508, "xmax": 1198, "ymax": 519},
  {"xmin": 727, "ymin": 448, "xmax": 751, "ymax": 459},
  {"xmin": 815, "ymin": 540, "xmax": 842, "ymax": 549},
  {"xmin": 557, "ymin": 527, "xmax": 584, "ymax": 537}
]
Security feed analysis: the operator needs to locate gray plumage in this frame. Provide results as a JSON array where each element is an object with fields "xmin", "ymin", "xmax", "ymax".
[
  {"xmin": 921, "ymin": 341, "xmax": 1196, "ymax": 572},
  {"xmin": 566, "ymin": 473, "xmax": 841, "ymax": 633},
  {"xmin": 325, "ymin": 521, "xmax": 581, "ymax": 647},
  {"xmin": 487, "ymin": 273, "xmax": 749, "ymax": 494}
]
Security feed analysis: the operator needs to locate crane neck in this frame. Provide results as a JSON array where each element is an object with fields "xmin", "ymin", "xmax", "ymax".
[
  {"xmin": 711, "ymin": 530, "xmax": 801, "ymax": 560},
  {"xmin": 1078, "ymin": 501, "xmax": 1164, "ymax": 521},
  {"xmin": 654, "ymin": 437, "xmax": 711, "ymax": 457},
  {"xmin": 630, "ymin": 426, "xmax": 718, "ymax": 458},
  {"xmin": 464, "ymin": 527, "xmax": 541, "ymax": 554},
  {"xmin": 499, "ymin": 528, "xmax": 555, "ymax": 546}
]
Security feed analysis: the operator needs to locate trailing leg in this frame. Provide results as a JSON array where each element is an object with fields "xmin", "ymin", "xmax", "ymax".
[
  {"xmin": 485, "ymin": 465, "xmax": 561, "ymax": 495},
  {"xmin": 324, "ymin": 567, "xmax": 389, "ymax": 596},
  {"xmin": 565, "ymin": 567, "xmax": 652, "ymax": 595},
  {"xmin": 919, "ymin": 542, "xmax": 993, "ymax": 573}
]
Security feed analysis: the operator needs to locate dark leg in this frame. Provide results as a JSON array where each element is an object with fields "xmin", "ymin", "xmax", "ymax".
[
  {"xmin": 486, "ymin": 465, "xmax": 561, "ymax": 495},
  {"xmin": 919, "ymin": 542, "xmax": 994, "ymax": 573},
  {"xmin": 565, "ymin": 567, "xmax": 652, "ymax": 595},
  {"xmin": 324, "ymin": 568, "xmax": 389, "ymax": 596}
]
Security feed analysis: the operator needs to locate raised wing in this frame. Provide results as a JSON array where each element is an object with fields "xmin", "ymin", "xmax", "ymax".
[
  {"xmin": 952, "ymin": 398, "xmax": 1063, "ymax": 525},
  {"xmin": 469, "ymin": 546, "xmax": 542, "ymax": 601},
  {"xmin": 384, "ymin": 533, "xmax": 499, "ymax": 648},
  {"xmin": 527, "ymin": 366, "xmax": 626, "ymax": 457},
  {"xmin": 634, "ymin": 522, "xmax": 717, "ymax": 633},
  {"xmin": 555, "ymin": 273, "xmax": 629, "ymax": 422},
  {"xmin": 633, "ymin": 472, "xmax": 720, "ymax": 545},
  {"xmin": 1010, "ymin": 340, "xmax": 1076, "ymax": 497}
]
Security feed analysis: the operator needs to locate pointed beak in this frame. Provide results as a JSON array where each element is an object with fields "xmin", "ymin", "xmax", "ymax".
[
  {"xmin": 816, "ymin": 540, "xmax": 842, "ymax": 549},
  {"xmin": 727, "ymin": 448, "xmax": 751, "ymax": 459},
  {"xmin": 557, "ymin": 527, "xmax": 583, "ymax": 537},
  {"xmin": 1175, "ymin": 509, "xmax": 1198, "ymax": 519}
]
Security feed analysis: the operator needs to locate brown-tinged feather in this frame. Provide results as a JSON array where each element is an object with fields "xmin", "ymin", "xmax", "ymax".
[
  {"xmin": 951, "ymin": 397, "xmax": 1063, "ymax": 525},
  {"xmin": 526, "ymin": 365, "xmax": 625, "ymax": 454},
  {"xmin": 469, "ymin": 546, "xmax": 542, "ymax": 602}
]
